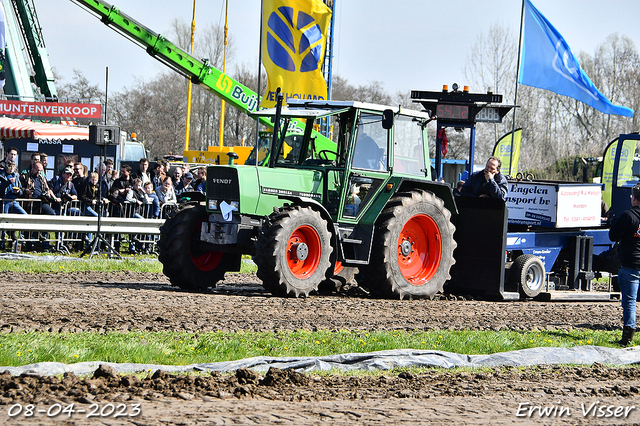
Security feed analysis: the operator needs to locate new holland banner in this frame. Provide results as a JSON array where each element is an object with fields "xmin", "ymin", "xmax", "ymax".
[
  {"xmin": 492, "ymin": 128, "xmax": 522, "ymax": 176},
  {"xmin": 260, "ymin": 0, "xmax": 331, "ymax": 108}
]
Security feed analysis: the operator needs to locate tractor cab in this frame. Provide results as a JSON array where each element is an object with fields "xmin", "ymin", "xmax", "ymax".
[{"xmin": 252, "ymin": 100, "xmax": 436, "ymax": 220}]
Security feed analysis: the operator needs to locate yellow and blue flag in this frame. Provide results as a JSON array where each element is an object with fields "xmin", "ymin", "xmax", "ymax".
[
  {"xmin": 492, "ymin": 128, "xmax": 522, "ymax": 176},
  {"xmin": 260, "ymin": 0, "xmax": 331, "ymax": 108},
  {"xmin": 519, "ymin": 0, "xmax": 633, "ymax": 118}
]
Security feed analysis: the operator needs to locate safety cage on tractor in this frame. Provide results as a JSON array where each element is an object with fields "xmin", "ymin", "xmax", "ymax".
[{"xmin": 158, "ymin": 99, "xmax": 459, "ymax": 299}]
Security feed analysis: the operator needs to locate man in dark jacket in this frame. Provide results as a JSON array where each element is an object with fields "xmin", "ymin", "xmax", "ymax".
[
  {"xmin": 72, "ymin": 163, "xmax": 87, "ymax": 195},
  {"xmin": 112, "ymin": 164, "xmax": 132, "ymax": 197},
  {"xmin": 0, "ymin": 146, "xmax": 18, "ymax": 172},
  {"xmin": 49, "ymin": 167, "xmax": 79, "ymax": 215},
  {"xmin": 460, "ymin": 156, "xmax": 508, "ymax": 200},
  {"xmin": 609, "ymin": 183, "xmax": 640, "ymax": 346},
  {"xmin": 132, "ymin": 158, "xmax": 151, "ymax": 185}
]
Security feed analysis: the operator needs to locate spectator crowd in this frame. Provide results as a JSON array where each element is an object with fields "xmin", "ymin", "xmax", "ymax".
[{"xmin": 0, "ymin": 147, "xmax": 207, "ymax": 253}]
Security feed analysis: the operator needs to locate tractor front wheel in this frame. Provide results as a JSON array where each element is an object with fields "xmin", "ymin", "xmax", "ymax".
[
  {"xmin": 255, "ymin": 205, "xmax": 333, "ymax": 297},
  {"xmin": 158, "ymin": 203, "xmax": 238, "ymax": 291}
]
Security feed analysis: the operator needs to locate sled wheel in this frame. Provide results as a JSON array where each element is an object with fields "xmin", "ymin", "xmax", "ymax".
[
  {"xmin": 255, "ymin": 205, "xmax": 333, "ymax": 297},
  {"xmin": 158, "ymin": 203, "xmax": 237, "ymax": 291},
  {"xmin": 511, "ymin": 254, "xmax": 545, "ymax": 298},
  {"xmin": 356, "ymin": 190, "xmax": 456, "ymax": 299}
]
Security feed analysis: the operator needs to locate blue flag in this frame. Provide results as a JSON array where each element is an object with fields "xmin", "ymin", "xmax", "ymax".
[{"xmin": 519, "ymin": 0, "xmax": 634, "ymax": 118}]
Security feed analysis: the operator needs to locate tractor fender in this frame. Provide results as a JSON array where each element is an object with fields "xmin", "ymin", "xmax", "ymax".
[
  {"xmin": 396, "ymin": 178, "xmax": 458, "ymax": 216},
  {"xmin": 276, "ymin": 195, "xmax": 335, "ymax": 234}
]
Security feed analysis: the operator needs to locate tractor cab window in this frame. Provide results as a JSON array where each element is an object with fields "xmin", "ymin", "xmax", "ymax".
[
  {"xmin": 343, "ymin": 175, "xmax": 382, "ymax": 218},
  {"xmin": 275, "ymin": 134, "xmax": 305, "ymax": 165},
  {"xmin": 303, "ymin": 112, "xmax": 348, "ymax": 167},
  {"xmin": 246, "ymin": 134, "xmax": 272, "ymax": 166},
  {"xmin": 393, "ymin": 116, "xmax": 427, "ymax": 176},
  {"xmin": 352, "ymin": 113, "xmax": 388, "ymax": 171}
]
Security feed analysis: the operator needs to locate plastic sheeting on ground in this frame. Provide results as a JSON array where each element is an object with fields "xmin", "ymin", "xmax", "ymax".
[
  {"xmin": 2, "ymin": 346, "xmax": 640, "ymax": 377},
  {"xmin": 0, "ymin": 253, "xmax": 85, "ymax": 262}
]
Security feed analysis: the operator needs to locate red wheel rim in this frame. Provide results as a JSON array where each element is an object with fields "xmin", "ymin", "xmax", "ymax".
[
  {"xmin": 396, "ymin": 214, "xmax": 442, "ymax": 285},
  {"xmin": 286, "ymin": 225, "xmax": 321, "ymax": 278},
  {"xmin": 190, "ymin": 220, "xmax": 222, "ymax": 271}
]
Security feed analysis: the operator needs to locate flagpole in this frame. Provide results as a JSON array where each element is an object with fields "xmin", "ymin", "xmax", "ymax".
[
  {"xmin": 218, "ymin": 0, "xmax": 229, "ymax": 149},
  {"xmin": 183, "ymin": 0, "xmax": 197, "ymax": 153},
  {"xmin": 255, "ymin": 0, "xmax": 264, "ymax": 166},
  {"xmin": 509, "ymin": 0, "xmax": 525, "ymax": 176}
]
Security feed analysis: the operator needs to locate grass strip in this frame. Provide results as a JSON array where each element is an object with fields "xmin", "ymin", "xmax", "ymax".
[
  {"xmin": 0, "ymin": 258, "xmax": 257, "ymax": 274},
  {"xmin": 0, "ymin": 329, "xmax": 621, "ymax": 367}
]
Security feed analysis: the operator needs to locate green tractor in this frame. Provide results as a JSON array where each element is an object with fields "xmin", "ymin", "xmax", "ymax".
[{"xmin": 158, "ymin": 99, "xmax": 457, "ymax": 299}]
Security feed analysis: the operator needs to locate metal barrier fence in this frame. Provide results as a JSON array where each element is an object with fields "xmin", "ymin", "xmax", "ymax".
[{"xmin": 0, "ymin": 198, "xmax": 173, "ymax": 255}]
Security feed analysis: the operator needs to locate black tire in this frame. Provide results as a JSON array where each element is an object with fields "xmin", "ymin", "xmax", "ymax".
[
  {"xmin": 510, "ymin": 254, "xmax": 546, "ymax": 298},
  {"xmin": 255, "ymin": 205, "xmax": 333, "ymax": 297},
  {"xmin": 158, "ymin": 203, "xmax": 237, "ymax": 291},
  {"xmin": 356, "ymin": 190, "xmax": 456, "ymax": 299}
]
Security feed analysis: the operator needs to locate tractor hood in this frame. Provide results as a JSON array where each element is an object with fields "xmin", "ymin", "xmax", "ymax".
[{"xmin": 205, "ymin": 164, "xmax": 325, "ymax": 218}]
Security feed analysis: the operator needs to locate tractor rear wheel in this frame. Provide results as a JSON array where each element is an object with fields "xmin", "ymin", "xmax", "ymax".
[
  {"xmin": 158, "ymin": 203, "xmax": 238, "ymax": 291},
  {"xmin": 357, "ymin": 190, "xmax": 456, "ymax": 299},
  {"xmin": 510, "ymin": 254, "xmax": 546, "ymax": 298},
  {"xmin": 255, "ymin": 205, "xmax": 333, "ymax": 297}
]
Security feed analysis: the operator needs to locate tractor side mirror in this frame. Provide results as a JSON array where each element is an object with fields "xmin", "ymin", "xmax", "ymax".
[{"xmin": 382, "ymin": 109, "xmax": 394, "ymax": 130}]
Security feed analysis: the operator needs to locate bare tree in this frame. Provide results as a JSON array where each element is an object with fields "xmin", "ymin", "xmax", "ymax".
[
  {"xmin": 110, "ymin": 72, "xmax": 187, "ymax": 158},
  {"xmin": 463, "ymin": 23, "xmax": 519, "ymax": 164},
  {"xmin": 168, "ymin": 18, "xmax": 237, "ymax": 152},
  {"xmin": 56, "ymin": 69, "xmax": 105, "ymax": 103},
  {"xmin": 223, "ymin": 61, "xmax": 267, "ymax": 147},
  {"xmin": 561, "ymin": 34, "xmax": 638, "ymax": 154},
  {"xmin": 330, "ymin": 75, "xmax": 357, "ymax": 101}
]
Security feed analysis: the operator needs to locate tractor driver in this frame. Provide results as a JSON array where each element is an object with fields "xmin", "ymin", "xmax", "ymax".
[{"xmin": 460, "ymin": 156, "xmax": 508, "ymax": 200}]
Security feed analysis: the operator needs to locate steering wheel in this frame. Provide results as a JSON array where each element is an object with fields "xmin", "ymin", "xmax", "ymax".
[{"xmin": 317, "ymin": 149, "xmax": 345, "ymax": 163}]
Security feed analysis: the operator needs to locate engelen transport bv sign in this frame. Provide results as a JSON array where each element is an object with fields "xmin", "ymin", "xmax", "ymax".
[{"xmin": 0, "ymin": 100, "xmax": 102, "ymax": 120}]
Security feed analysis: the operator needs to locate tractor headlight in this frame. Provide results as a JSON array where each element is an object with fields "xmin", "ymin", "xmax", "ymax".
[
  {"xmin": 230, "ymin": 201, "xmax": 239, "ymax": 210},
  {"xmin": 208, "ymin": 199, "xmax": 218, "ymax": 210}
]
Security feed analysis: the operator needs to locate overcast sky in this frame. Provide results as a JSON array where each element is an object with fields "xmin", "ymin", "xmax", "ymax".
[{"xmin": 30, "ymin": 0, "xmax": 640, "ymax": 101}]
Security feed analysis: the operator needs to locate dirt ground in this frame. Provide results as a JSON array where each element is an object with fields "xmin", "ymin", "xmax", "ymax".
[{"xmin": 1, "ymin": 270, "xmax": 639, "ymax": 425}]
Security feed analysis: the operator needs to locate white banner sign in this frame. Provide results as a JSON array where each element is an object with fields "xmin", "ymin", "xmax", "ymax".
[
  {"xmin": 506, "ymin": 182, "xmax": 602, "ymax": 228},
  {"xmin": 556, "ymin": 185, "xmax": 601, "ymax": 228},
  {"xmin": 506, "ymin": 182, "xmax": 557, "ymax": 226}
]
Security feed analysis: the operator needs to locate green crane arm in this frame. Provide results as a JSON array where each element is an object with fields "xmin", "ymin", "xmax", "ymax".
[
  {"xmin": 69, "ymin": 0, "xmax": 328, "ymax": 142},
  {"xmin": 7, "ymin": 0, "xmax": 58, "ymax": 100}
]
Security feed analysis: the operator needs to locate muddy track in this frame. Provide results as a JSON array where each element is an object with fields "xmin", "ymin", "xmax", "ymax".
[
  {"xmin": 0, "ymin": 271, "xmax": 624, "ymax": 333},
  {"xmin": 0, "ymin": 271, "xmax": 638, "ymax": 425}
]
